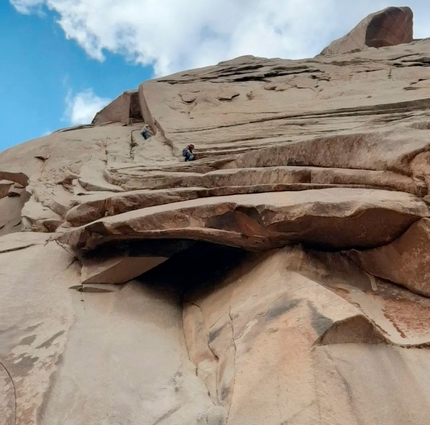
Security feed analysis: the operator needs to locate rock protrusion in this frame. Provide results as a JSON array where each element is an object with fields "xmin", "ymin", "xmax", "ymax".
[
  {"xmin": 348, "ymin": 218, "xmax": 430, "ymax": 297},
  {"xmin": 321, "ymin": 6, "xmax": 413, "ymax": 55},
  {"xmin": 60, "ymin": 188, "xmax": 429, "ymax": 252},
  {"xmin": 81, "ymin": 255, "xmax": 168, "ymax": 284},
  {"xmin": 92, "ymin": 90, "xmax": 142, "ymax": 126}
]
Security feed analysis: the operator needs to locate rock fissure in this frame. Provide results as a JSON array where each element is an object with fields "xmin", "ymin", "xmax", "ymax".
[
  {"xmin": 0, "ymin": 360, "xmax": 17, "ymax": 425},
  {"xmin": 225, "ymin": 302, "xmax": 237, "ymax": 424}
]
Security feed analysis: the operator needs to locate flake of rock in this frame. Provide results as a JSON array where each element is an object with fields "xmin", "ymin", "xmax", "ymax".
[{"xmin": 81, "ymin": 255, "xmax": 168, "ymax": 284}]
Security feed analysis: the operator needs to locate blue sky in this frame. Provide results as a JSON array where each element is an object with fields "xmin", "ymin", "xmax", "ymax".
[
  {"xmin": 0, "ymin": 2, "xmax": 152, "ymax": 150},
  {"xmin": 1, "ymin": 0, "xmax": 429, "ymax": 152}
]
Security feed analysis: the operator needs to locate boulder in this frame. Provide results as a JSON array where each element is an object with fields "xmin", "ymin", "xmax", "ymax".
[
  {"xmin": 321, "ymin": 7, "xmax": 413, "ymax": 55},
  {"xmin": 92, "ymin": 90, "xmax": 141, "ymax": 125}
]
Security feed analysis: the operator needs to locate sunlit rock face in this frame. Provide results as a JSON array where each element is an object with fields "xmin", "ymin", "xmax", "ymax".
[{"xmin": 3, "ymin": 6, "xmax": 430, "ymax": 425}]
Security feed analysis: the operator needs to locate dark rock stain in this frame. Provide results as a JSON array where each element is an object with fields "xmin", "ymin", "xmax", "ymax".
[
  {"xmin": 267, "ymin": 299, "xmax": 301, "ymax": 320},
  {"xmin": 18, "ymin": 335, "xmax": 37, "ymax": 346},
  {"xmin": 36, "ymin": 331, "xmax": 65, "ymax": 350},
  {"xmin": 220, "ymin": 386, "xmax": 230, "ymax": 401},
  {"xmin": 25, "ymin": 323, "xmax": 42, "ymax": 332},
  {"xmin": 15, "ymin": 354, "xmax": 39, "ymax": 369},
  {"xmin": 208, "ymin": 325, "xmax": 224, "ymax": 344},
  {"xmin": 308, "ymin": 301, "xmax": 333, "ymax": 335}
]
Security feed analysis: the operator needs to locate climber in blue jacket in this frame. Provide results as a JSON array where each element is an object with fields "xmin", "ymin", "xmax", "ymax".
[{"xmin": 182, "ymin": 144, "xmax": 195, "ymax": 161}]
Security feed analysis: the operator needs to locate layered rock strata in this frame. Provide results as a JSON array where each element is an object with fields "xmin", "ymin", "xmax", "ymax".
[{"xmin": 2, "ymin": 6, "xmax": 430, "ymax": 424}]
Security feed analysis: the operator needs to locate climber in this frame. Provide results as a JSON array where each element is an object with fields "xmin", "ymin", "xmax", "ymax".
[
  {"xmin": 182, "ymin": 144, "xmax": 195, "ymax": 161},
  {"xmin": 141, "ymin": 124, "xmax": 151, "ymax": 140}
]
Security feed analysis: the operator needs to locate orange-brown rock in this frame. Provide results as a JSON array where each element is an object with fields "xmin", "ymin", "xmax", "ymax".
[
  {"xmin": 60, "ymin": 188, "xmax": 428, "ymax": 252},
  {"xmin": 321, "ymin": 7, "xmax": 413, "ymax": 55},
  {"xmin": 348, "ymin": 218, "xmax": 430, "ymax": 296}
]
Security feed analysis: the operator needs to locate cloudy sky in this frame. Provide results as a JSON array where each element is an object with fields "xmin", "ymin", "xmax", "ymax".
[{"xmin": 1, "ymin": 1, "xmax": 429, "ymax": 150}]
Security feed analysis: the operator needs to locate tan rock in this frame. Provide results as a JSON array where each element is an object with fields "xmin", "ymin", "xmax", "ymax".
[
  {"xmin": 0, "ymin": 233, "xmax": 214, "ymax": 425},
  {"xmin": 92, "ymin": 90, "xmax": 141, "ymax": 126},
  {"xmin": 7, "ymin": 184, "xmax": 26, "ymax": 197},
  {"xmin": 0, "ymin": 180, "xmax": 14, "ymax": 198},
  {"xmin": 21, "ymin": 197, "xmax": 63, "ymax": 232},
  {"xmin": 61, "ymin": 188, "xmax": 428, "ymax": 252},
  {"xmin": 3, "ymin": 12, "xmax": 430, "ymax": 424},
  {"xmin": 321, "ymin": 7, "xmax": 413, "ymax": 55},
  {"xmin": 0, "ymin": 171, "xmax": 29, "ymax": 187},
  {"xmin": 109, "ymin": 163, "xmax": 421, "ymax": 194},
  {"xmin": 0, "ymin": 188, "xmax": 30, "ymax": 236},
  {"xmin": 347, "ymin": 218, "xmax": 430, "ymax": 296},
  {"xmin": 1, "ymin": 37, "xmax": 430, "ymax": 238},
  {"xmin": 181, "ymin": 246, "xmax": 430, "ymax": 425},
  {"xmin": 138, "ymin": 85, "xmax": 157, "ymax": 134},
  {"xmin": 81, "ymin": 255, "xmax": 167, "ymax": 284},
  {"xmin": 0, "ymin": 232, "xmax": 54, "ymax": 253},
  {"xmin": 0, "ymin": 363, "xmax": 14, "ymax": 425}
]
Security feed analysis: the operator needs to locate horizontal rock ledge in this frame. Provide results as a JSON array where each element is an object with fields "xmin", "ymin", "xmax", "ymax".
[
  {"xmin": 66, "ymin": 169, "xmax": 421, "ymax": 227},
  {"xmin": 59, "ymin": 188, "xmax": 429, "ymax": 252},
  {"xmin": 106, "ymin": 164, "xmax": 420, "ymax": 193}
]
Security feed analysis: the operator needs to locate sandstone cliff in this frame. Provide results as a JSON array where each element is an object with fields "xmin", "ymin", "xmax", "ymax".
[{"xmin": 2, "ymin": 7, "xmax": 430, "ymax": 425}]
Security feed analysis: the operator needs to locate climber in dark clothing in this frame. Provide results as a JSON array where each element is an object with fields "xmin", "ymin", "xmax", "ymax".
[
  {"xmin": 182, "ymin": 144, "xmax": 195, "ymax": 161},
  {"xmin": 141, "ymin": 124, "xmax": 151, "ymax": 140}
]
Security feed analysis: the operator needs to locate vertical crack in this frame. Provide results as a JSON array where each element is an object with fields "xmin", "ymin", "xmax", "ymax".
[
  {"xmin": 182, "ymin": 301, "xmax": 218, "ymax": 402},
  {"xmin": 0, "ymin": 360, "xmax": 17, "ymax": 425},
  {"xmin": 276, "ymin": 373, "xmax": 283, "ymax": 423},
  {"xmin": 130, "ymin": 131, "xmax": 137, "ymax": 160},
  {"xmin": 226, "ymin": 303, "xmax": 237, "ymax": 425},
  {"xmin": 154, "ymin": 119, "xmax": 177, "ymax": 156},
  {"xmin": 181, "ymin": 303, "xmax": 196, "ymax": 374}
]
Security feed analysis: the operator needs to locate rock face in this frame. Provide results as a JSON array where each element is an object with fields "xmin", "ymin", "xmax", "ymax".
[
  {"xmin": 321, "ymin": 6, "xmax": 413, "ymax": 55},
  {"xmin": 3, "ymin": 7, "xmax": 430, "ymax": 425},
  {"xmin": 348, "ymin": 218, "xmax": 430, "ymax": 297}
]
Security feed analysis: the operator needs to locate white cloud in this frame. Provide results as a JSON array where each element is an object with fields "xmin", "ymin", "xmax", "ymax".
[
  {"xmin": 10, "ymin": 0, "xmax": 44, "ymax": 14},
  {"xmin": 10, "ymin": 0, "xmax": 430, "ymax": 76},
  {"xmin": 64, "ymin": 89, "xmax": 111, "ymax": 125}
]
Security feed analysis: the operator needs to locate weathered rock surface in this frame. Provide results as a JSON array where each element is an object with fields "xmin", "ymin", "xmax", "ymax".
[
  {"xmin": 92, "ymin": 90, "xmax": 142, "ymax": 126},
  {"xmin": 3, "ymin": 6, "xmax": 430, "ymax": 424},
  {"xmin": 0, "ymin": 233, "xmax": 214, "ymax": 425},
  {"xmin": 60, "ymin": 188, "xmax": 429, "ymax": 252},
  {"xmin": 181, "ymin": 246, "xmax": 430, "ymax": 424},
  {"xmin": 321, "ymin": 7, "xmax": 413, "ymax": 55},
  {"xmin": 348, "ymin": 218, "xmax": 430, "ymax": 297}
]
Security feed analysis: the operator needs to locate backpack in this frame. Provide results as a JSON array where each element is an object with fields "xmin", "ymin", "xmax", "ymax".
[{"xmin": 182, "ymin": 148, "xmax": 188, "ymax": 157}]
